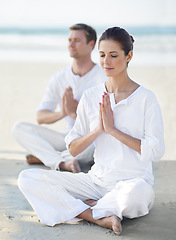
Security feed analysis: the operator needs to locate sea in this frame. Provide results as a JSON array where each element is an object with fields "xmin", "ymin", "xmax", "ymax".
[{"xmin": 0, "ymin": 26, "xmax": 176, "ymax": 66}]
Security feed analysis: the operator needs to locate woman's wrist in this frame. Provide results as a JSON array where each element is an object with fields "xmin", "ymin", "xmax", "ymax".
[
  {"xmin": 106, "ymin": 126, "xmax": 117, "ymax": 136},
  {"xmin": 93, "ymin": 126, "xmax": 104, "ymax": 138}
]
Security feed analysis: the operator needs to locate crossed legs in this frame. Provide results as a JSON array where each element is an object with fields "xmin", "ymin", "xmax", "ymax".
[
  {"xmin": 12, "ymin": 121, "xmax": 93, "ymax": 172},
  {"xmin": 18, "ymin": 169, "xmax": 153, "ymax": 235}
]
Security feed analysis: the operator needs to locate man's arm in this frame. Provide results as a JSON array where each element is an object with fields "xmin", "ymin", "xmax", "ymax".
[
  {"xmin": 37, "ymin": 86, "xmax": 78, "ymax": 125},
  {"xmin": 37, "ymin": 110, "xmax": 66, "ymax": 124}
]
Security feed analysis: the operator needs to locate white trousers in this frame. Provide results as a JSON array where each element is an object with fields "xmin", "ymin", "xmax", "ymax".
[
  {"xmin": 12, "ymin": 122, "xmax": 94, "ymax": 170},
  {"xmin": 18, "ymin": 169, "xmax": 154, "ymax": 227}
]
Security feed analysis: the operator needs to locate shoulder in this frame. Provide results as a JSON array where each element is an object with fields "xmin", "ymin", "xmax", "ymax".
[
  {"xmin": 82, "ymin": 83, "xmax": 104, "ymax": 100},
  {"xmin": 138, "ymin": 86, "xmax": 161, "ymax": 114},
  {"xmin": 51, "ymin": 66, "xmax": 72, "ymax": 80},
  {"xmin": 139, "ymin": 86, "xmax": 158, "ymax": 102},
  {"xmin": 48, "ymin": 66, "xmax": 72, "ymax": 87}
]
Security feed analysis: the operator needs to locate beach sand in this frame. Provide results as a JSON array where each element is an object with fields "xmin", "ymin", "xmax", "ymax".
[{"xmin": 0, "ymin": 61, "xmax": 176, "ymax": 239}]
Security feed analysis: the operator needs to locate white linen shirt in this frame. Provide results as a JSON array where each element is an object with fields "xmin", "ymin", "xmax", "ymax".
[
  {"xmin": 37, "ymin": 64, "xmax": 107, "ymax": 132},
  {"xmin": 65, "ymin": 83, "xmax": 165, "ymax": 186}
]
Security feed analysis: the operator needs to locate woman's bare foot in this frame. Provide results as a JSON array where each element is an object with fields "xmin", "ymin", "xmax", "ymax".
[
  {"xmin": 59, "ymin": 160, "xmax": 81, "ymax": 173},
  {"xmin": 77, "ymin": 208, "xmax": 122, "ymax": 235},
  {"xmin": 97, "ymin": 215, "xmax": 122, "ymax": 235},
  {"xmin": 84, "ymin": 199, "xmax": 97, "ymax": 207},
  {"xmin": 26, "ymin": 155, "xmax": 43, "ymax": 165}
]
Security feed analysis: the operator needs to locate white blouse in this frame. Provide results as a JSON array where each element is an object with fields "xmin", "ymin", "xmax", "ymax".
[{"xmin": 65, "ymin": 83, "xmax": 165, "ymax": 186}]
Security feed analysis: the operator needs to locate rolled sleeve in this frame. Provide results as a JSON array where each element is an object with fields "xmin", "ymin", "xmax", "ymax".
[{"xmin": 140, "ymin": 103, "xmax": 165, "ymax": 162}]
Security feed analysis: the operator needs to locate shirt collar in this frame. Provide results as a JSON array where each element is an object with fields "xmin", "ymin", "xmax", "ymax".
[{"xmin": 103, "ymin": 83, "xmax": 141, "ymax": 108}]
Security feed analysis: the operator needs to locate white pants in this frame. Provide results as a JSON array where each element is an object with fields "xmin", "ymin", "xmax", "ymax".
[
  {"xmin": 18, "ymin": 169, "xmax": 154, "ymax": 227},
  {"xmin": 12, "ymin": 122, "xmax": 94, "ymax": 170}
]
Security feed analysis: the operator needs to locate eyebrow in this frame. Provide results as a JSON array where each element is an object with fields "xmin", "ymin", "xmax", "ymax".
[
  {"xmin": 99, "ymin": 51, "xmax": 118, "ymax": 53},
  {"xmin": 68, "ymin": 37, "xmax": 80, "ymax": 40}
]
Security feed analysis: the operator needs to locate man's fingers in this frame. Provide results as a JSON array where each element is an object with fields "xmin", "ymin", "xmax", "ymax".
[{"xmin": 64, "ymin": 87, "xmax": 74, "ymax": 99}]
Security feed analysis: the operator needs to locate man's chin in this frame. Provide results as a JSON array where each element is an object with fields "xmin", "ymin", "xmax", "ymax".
[{"xmin": 69, "ymin": 52, "xmax": 78, "ymax": 59}]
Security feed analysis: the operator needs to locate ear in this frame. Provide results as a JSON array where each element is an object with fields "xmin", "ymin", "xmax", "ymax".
[
  {"xmin": 88, "ymin": 40, "xmax": 95, "ymax": 50},
  {"xmin": 127, "ymin": 50, "xmax": 133, "ymax": 63}
]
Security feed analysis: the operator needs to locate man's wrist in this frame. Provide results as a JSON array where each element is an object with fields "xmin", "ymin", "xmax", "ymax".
[
  {"xmin": 69, "ymin": 112, "xmax": 77, "ymax": 120},
  {"xmin": 56, "ymin": 111, "xmax": 66, "ymax": 120}
]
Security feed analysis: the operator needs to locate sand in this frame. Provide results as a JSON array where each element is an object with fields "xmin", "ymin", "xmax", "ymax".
[{"xmin": 0, "ymin": 61, "xmax": 176, "ymax": 239}]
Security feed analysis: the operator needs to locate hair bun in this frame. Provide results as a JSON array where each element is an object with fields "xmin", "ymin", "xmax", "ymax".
[{"xmin": 130, "ymin": 35, "xmax": 135, "ymax": 43}]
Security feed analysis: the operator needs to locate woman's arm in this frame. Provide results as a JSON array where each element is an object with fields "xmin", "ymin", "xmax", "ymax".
[
  {"xmin": 69, "ymin": 128, "xmax": 101, "ymax": 157},
  {"xmin": 108, "ymin": 128, "xmax": 141, "ymax": 154},
  {"xmin": 69, "ymin": 103, "xmax": 104, "ymax": 157}
]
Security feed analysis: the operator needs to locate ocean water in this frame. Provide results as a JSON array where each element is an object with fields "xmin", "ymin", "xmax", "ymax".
[{"xmin": 0, "ymin": 26, "xmax": 176, "ymax": 66}]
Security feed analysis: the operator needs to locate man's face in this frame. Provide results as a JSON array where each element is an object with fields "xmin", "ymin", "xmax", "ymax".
[{"xmin": 68, "ymin": 30, "xmax": 91, "ymax": 59}]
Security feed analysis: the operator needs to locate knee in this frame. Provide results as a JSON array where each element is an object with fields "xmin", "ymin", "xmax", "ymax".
[
  {"xmin": 11, "ymin": 121, "xmax": 26, "ymax": 139},
  {"xmin": 17, "ymin": 169, "xmax": 30, "ymax": 191},
  {"xmin": 117, "ymin": 179, "xmax": 154, "ymax": 218},
  {"xmin": 18, "ymin": 168, "xmax": 39, "ymax": 188}
]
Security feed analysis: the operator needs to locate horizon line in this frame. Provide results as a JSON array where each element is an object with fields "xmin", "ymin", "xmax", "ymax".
[{"xmin": 0, "ymin": 25, "xmax": 176, "ymax": 35}]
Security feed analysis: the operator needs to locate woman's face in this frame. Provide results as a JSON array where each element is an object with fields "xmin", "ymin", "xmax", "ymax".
[{"xmin": 99, "ymin": 39, "xmax": 132, "ymax": 78}]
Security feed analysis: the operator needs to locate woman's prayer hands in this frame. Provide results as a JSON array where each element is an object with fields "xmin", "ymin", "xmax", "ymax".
[{"xmin": 97, "ymin": 92, "xmax": 115, "ymax": 135}]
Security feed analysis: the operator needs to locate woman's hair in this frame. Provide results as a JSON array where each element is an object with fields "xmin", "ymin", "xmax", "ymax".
[{"xmin": 98, "ymin": 27, "xmax": 134, "ymax": 55}]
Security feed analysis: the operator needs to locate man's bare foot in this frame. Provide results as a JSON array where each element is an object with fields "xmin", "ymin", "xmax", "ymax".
[
  {"xmin": 59, "ymin": 160, "xmax": 81, "ymax": 173},
  {"xmin": 26, "ymin": 155, "xmax": 43, "ymax": 165},
  {"xmin": 97, "ymin": 215, "xmax": 122, "ymax": 235},
  {"xmin": 84, "ymin": 199, "xmax": 97, "ymax": 207}
]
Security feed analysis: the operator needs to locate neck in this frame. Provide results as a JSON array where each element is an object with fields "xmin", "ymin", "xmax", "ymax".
[
  {"xmin": 72, "ymin": 56, "xmax": 95, "ymax": 76},
  {"xmin": 105, "ymin": 72, "xmax": 132, "ymax": 93}
]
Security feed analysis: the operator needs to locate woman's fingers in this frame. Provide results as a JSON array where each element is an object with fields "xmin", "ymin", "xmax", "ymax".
[
  {"xmin": 101, "ymin": 92, "xmax": 114, "ymax": 134},
  {"xmin": 102, "ymin": 92, "xmax": 111, "ymax": 113}
]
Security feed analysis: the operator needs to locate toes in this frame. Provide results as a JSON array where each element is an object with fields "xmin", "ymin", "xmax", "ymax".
[
  {"xmin": 112, "ymin": 217, "xmax": 122, "ymax": 235},
  {"xmin": 72, "ymin": 160, "xmax": 81, "ymax": 173}
]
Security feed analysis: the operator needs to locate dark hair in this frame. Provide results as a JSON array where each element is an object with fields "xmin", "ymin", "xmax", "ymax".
[
  {"xmin": 98, "ymin": 27, "xmax": 134, "ymax": 55},
  {"xmin": 69, "ymin": 23, "xmax": 97, "ymax": 48}
]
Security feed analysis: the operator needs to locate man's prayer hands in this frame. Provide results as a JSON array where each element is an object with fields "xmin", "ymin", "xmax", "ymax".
[{"xmin": 62, "ymin": 87, "xmax": 78, "ymax": 119}]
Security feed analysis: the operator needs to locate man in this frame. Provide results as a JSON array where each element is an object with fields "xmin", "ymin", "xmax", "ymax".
[{"xmin": 12, "ymin": 23, "xmax": 106, "ymax": 172}]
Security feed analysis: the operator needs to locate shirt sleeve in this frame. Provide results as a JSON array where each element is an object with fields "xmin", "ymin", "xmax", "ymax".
[
  {"xmin": 140, "ymin": 103, "xmax": 165, "ymax": 162},
  {"xmin": 37, "ymin": 73, "xmax": 60, "ymax": 112},
  {"xmin": 65, "ymin": 93, "xmax": 90, "ymax": 148}
]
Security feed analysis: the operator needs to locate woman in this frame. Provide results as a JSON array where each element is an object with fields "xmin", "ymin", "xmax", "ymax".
[{"xmin": 18, "ymin": 27, "xmax": 165, "ymax": 235}]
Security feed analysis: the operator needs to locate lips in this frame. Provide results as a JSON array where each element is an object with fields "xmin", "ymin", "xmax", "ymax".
[{"xmin": 103, "ymin": 67, "xmax": 113, "ymax": 71}]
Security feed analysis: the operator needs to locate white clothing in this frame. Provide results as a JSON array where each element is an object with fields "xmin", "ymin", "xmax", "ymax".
[
  {"xmin": 12, "ymin": 64, "xmax": 106, "ymax": 169},
  {"xmin": 17, "ymin": 82, "xmax": 164, "ymax": 227},
  {"xmin": 18, "ymin": 169, "xmax": 154, "ymax": 226},
  {"xmin": 12, "ymin": 122, "xmax": 94, "ymax": 170},
  {"xmin": 65, "ymin": 83, "xmax": 165, "ymax": 186},
  {"xmin": 37, "ymin": 64, "xmax": 106, "ymax": 132}
]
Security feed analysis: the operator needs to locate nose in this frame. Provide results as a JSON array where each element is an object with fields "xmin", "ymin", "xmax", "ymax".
[
  {"xmin": 103, "ymin": 55, "xmax": 110, "ymax": 65},
  {"xmin": 69, "ymin": 40, "xmax": 75, "ymax": 48}
]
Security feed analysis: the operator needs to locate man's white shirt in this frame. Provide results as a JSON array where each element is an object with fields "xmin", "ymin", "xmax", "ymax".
[{"xmin": 37, "ymin": 64, "xmax": 107, "ymax": 132}]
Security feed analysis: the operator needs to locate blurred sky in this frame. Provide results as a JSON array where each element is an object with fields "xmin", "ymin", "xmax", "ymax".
[{"xmin": 0, "ymin": 0, "xmax": 175, "ymax": 28}]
